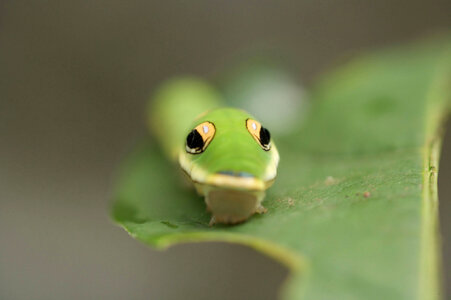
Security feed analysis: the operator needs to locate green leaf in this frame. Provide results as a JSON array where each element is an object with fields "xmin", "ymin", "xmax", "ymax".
[{"xmin": 112, "ymin": 36, "xmax": 451, "ymax": 300}]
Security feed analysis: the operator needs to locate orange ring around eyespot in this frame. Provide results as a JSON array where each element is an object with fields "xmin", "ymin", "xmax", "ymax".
[
  {"xmin": 246, "ymin": 118, "xmax": 270, "ymax": 151},
  {"xmin": 192, "ymin": 121, "xmax": 215, "ymax": 152}
]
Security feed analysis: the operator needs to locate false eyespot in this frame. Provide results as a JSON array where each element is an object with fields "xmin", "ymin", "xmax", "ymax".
[
  {"xmin": 246, "ymin": 118, "xmax": 271, "ymax": 151},
  {"xmin": 185, "ymin": 121, "xmax": 216, "ymax": 154}
]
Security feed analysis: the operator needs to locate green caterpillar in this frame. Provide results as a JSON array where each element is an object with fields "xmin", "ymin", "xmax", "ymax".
[{"xmin": 149, "ymin": 78, "xmax": 279, "ymax": 225}]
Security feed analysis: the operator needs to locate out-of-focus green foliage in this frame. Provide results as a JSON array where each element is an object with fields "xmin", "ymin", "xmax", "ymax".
[{"xmin": 112, "ymin": 36, "xmax": 450, "ymax": 299}]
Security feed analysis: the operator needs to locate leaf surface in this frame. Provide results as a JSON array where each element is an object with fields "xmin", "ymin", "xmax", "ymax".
[{"xmin": 112, "ymin": 36, "xmax": 451, "ymax": 300}]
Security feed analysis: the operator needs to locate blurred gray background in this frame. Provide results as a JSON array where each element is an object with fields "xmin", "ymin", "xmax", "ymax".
[{"xmin": 1, "ymin": 1, "xmax": 450, "ymax": 299}]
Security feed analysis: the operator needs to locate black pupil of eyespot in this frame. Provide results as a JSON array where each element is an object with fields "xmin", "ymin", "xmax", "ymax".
[
  {"xmin": 259, "ymin": 127, "xmax": 271, "ymax": 146},
  {"xmin": 186, "ymin": 129, "xmax": 204, "ymax": 150}
]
